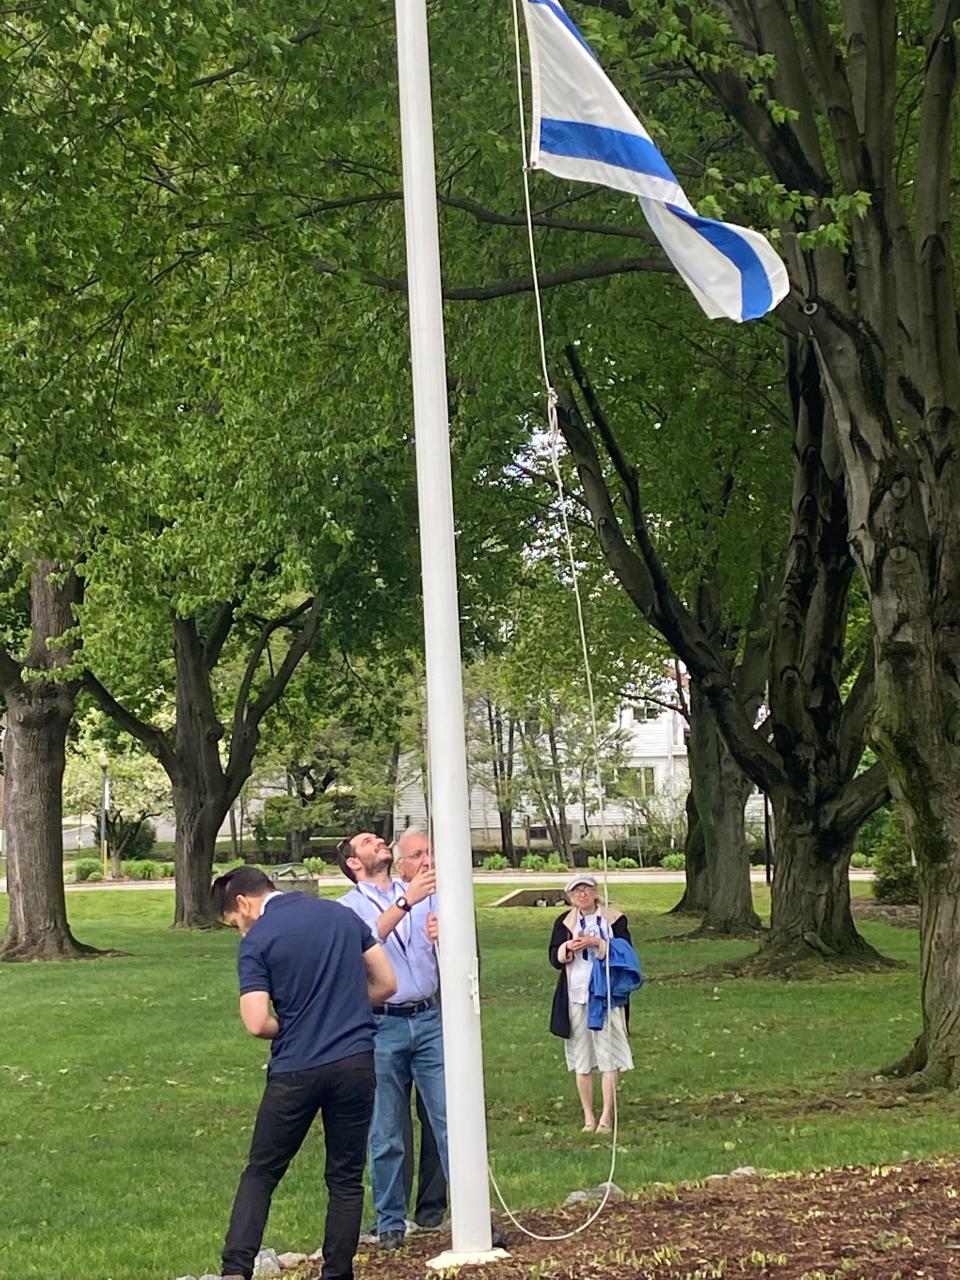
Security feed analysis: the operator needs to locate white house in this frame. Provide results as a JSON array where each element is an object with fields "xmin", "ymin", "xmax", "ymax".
[{"xmin": 393, "ymin": 699, "xmax": 692, "ymax": 846}]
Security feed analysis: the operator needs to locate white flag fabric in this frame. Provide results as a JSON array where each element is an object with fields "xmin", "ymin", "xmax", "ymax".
[{"xmin": 522, "ymin": 0, "xmax": 789, "ymax": 322}]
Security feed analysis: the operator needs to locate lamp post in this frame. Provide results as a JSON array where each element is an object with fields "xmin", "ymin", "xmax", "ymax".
[{"xmin": 99, "ymin": 751, "xmax": 110, "ymax": 879}]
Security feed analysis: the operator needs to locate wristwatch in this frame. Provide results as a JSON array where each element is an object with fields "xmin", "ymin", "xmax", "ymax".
[{"xmin": 396, "ymin": 895, "xmax": 413, "ymax": 913}]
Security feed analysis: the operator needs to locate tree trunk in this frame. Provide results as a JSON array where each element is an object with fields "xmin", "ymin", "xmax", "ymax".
[
  {"xmin": 688, "ymin": 689, "xmax": 760, "ymax": 934},
  {"xmin": 546, "ymin": 721, "xmax": 574, "ymax": 865},
  {"xmin": 670, "ymin": 788, "xmax": 710, "ymax": 915},
  {"xmin": 172, "ymin": 780, "xmax": 226, "ymax": 927},
  {"xmin": 498, "ymin": 809, "xmax": 516, "ymax": 864},
  {"xmin": 0, "ymin": 562, "xmax": 99, "ymax": 961},
  {"xmin": 766, "ymin": 792, "xmax": 876, "ymax": 962}
]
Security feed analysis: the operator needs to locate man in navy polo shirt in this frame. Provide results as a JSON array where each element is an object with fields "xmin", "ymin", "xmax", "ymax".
[{"xmin": 211, "ymin": 866, "xmax": 396, "ymax": 1280}]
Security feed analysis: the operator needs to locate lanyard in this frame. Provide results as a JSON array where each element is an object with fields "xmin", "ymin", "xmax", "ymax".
[{"xmin": 358, "ymin": 882, "xmax": 410, "ymax": 956}]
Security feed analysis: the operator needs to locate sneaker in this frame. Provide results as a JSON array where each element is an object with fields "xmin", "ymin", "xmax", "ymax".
[{"xmin": 378, "ymin": 1230, "xmax": 406, "ymax": 1252}]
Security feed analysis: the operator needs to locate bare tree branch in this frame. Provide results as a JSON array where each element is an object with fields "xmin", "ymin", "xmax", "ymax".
[{"xmin": 311, "ymin": 253, "xmax": 673, "ymax": 301}]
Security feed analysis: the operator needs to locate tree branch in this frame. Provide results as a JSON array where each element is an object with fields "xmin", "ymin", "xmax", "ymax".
[
  {"xmin": 311, "ymin": 254, "xmax": 674, "ymax": 301},
  {"xmin": 202, "ymin": 600, "xmax": 237, "ymax": 672},
  {"xmin": 83, "ymin": 669, "xmax": 179, "ymax": 778},
  {"xmin": 838, "ymin": 646, "xmax": 876, "ymax": 779},
  {"xmin": 0, "ymin": 644, "xmax": 21, "ymax": 692},
  {"xmin": 190, "ymin": 17, "xmax": 327, "ymax": 89},
  {"xmin": 227, "ymin": 596, "xmax": 325, "ymax": 792},
  {"xmin": 821, "ymin": 758, "xmax": 889, "ymax": 839},
  {"xmin": 556, "ymin": 366, "xmax": 786, "ymax": 792}
]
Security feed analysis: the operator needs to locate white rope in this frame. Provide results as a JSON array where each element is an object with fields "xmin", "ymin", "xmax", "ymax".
[{"xmin": 485, "ymin": 0, "xmax": 620, "ymax": 1242}]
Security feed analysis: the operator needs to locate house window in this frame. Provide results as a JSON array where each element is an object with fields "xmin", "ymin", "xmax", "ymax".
[
  {"xmin": 641, "ymin": 766, "xmax": 656, "ymax": 794},
  {"xmin": 528, "ymin": 825, "xmax": 547, "ymax": 840}
]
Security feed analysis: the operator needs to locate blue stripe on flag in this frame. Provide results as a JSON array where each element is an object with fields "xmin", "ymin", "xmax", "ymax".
[
  {"xmin": 666, "ymin": 203, "xmax": 773, "ymax": 320},
  {"xmin": 540, "ymin": 118, "xmax": 678, "ymax": 184},
  {"xmin": 528, "ymin": 0, "xmax": 597, "ymax": 61}
]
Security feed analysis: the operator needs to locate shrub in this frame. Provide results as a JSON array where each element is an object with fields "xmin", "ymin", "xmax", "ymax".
[
  {"xmin": 586, "ymin": 855, "xmax": 601, "ymax": 869},
  {"xmin": 481, "ymin": 854, "xmax": 509, "ymax": 871},
  {"xmin": 85, "ymin": 869, "xmax": 103, "ymax": 882},
  {"xmin": 543, "ymin": 853, "xmax": 566, "ymax": 871},
  {"xmin": 617, "ymin": 857, "xmax": 640, "ymax": 869},
  {"xmin": 122, "ymin": 859, "xmax": 162, "ymax": 881},
  {"xmin": 519, "ymin": 854, "xmax": 546, "ymax": 871},
  {"xmin": 661, "ymin": 852, "xmax": 686, "ymax": 870},
  {"xmin": 850, "ymin": 852, "xmax": 872, "ymax": 869},
  {"xmin": 872, "ymin": 810, "xmax": 917, "ymax": 905},
  {"xmin": 123, "ymin": 819, "xmax": 156, "ymax": 859},
  {"xmin": 303, "ymin": 857, "xmax": 328, "ymax": 876},
  {"xmin": 74, "ymin": 858, "xmax": 102, "ymax": 882}
]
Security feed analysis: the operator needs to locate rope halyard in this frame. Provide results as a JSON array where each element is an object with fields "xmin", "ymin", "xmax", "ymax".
[{"xmin": 485, "ymin": 0, "xmax": 620, "ymax": 1242}]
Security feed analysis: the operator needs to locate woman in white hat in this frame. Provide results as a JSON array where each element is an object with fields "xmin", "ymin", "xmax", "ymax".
[{"xmin": 548, "ymin": 873, "xmax": 634, "ymax": 1131}]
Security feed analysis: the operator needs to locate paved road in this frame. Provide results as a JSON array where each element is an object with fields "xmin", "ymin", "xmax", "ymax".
[{"xmin": 0, "ymin": 869, "xmax": 874, "ymax": 893}]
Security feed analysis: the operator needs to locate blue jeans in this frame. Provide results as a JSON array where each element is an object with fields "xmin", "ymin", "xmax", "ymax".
[{"xmin": 370, "ymin": 1006, "xmax": 449, "ymax": 1234}]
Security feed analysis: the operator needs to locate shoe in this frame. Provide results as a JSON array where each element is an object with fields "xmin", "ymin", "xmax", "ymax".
[
  {"xmin": 413, "ymin": 1213, "xmax": 445, "ymax": 1232},
  {"xmin": 581, "ymin": 1121, "xmax": 597, "ymax": 1132},
  {"xmin": 378, "ymin": 1229, "xmax": 406, "ymax": 1251},
  {"xmin": 491, "ymin": 1223, "xmax": 507, "ymax": 1249},
  {"xmin": 596, "ymin": 1120, "xmax": 613, "ymax": 1133}
]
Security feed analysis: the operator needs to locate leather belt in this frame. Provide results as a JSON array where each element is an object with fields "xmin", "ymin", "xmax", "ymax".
[{"xmin": 372, "ymin": 996, "xmax": 439, "ymax": 1017}]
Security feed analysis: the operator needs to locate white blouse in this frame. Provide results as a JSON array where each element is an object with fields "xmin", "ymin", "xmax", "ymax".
[{"xmin": 567, "ymin": 911, "xmax": 606, "ymax": 1004}]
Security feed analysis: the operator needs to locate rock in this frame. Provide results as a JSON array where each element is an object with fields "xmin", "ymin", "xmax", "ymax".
[
  {"xmin": 277, "ymin": 1254, "xmax": 308, "ymax": 1270},
  {"xmin": 254, "ymin": 1249, "xmax": 283, "ymax": 1277},
  {"xmin": 705, "ymin": 1166, "xmax": 758, "ymax": 1184},
  {"xmin": 563, "ymin": 1180, "xmax": 625, "ymax": 1206},
  {"xmin": 174, "ymin": 1275, "xmax": 196, "ymax": 1280}
]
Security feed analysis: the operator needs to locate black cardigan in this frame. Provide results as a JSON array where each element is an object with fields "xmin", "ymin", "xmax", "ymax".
[{"xmin": 548, "ymin": 910, "xmax": 633, "ymax": 1039}]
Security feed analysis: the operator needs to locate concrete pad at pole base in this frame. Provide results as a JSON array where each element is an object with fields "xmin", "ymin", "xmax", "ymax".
[{"xmin": 426, "ymin": 1248, "xmax": 510, "ymax": 1270}]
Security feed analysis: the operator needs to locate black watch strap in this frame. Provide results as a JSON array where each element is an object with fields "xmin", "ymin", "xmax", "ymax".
[{"xmin": 397, "ymin": 895, "xmax": 412, "ymax": 913}]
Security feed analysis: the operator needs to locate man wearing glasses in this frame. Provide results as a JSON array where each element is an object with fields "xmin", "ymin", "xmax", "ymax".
[{"xmin": 337, "ymin": 832, "xmax": 443, "ymax": 1252}]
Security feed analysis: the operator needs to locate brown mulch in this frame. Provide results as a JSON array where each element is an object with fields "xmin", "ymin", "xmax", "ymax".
[
  {"xmin": 302, "ymin": 1158, "xmax": 960, "ymax": 1279},
  {"xmin": 851, "ymin": 900, "xmax": 921, "ymax": 930}
]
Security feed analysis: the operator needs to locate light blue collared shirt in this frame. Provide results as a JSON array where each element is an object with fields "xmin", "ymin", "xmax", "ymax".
[{"xmin": 340, "ymin": 878, "xmax": 438, "ymax": 1004}]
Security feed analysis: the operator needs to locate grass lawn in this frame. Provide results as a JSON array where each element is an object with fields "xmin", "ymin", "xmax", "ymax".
[{"xmin": 1, "ymin": 882, "xmax": 955, "ymax": 1280}]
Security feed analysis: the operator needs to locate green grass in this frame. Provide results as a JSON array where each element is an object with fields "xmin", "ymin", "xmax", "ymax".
[{"xmin": 0, "ymin": 882, "xmax": 952, "ymax": 1280}]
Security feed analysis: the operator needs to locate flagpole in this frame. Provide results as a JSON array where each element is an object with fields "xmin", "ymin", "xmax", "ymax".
[{"xmin": 394, "ymin": 0, "xmax": 502, "ymax": 1264}]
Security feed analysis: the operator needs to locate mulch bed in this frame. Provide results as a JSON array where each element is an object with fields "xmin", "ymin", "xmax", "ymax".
[{"xmin": 301, "ymin": 1157, "xmax": 960, "ymax": 1279}]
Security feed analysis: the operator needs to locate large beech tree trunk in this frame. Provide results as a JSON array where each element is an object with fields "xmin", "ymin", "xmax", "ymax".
[
  {"xmin": 688, "ymin": 685, "xmax": 759, "ymax": 935},
  {"xmin": 670, "ymin": 788, "xmax": 709, "ymax": 915},
  {"xmin": 766, "ymin": 792, "xmax": 871, "ymax": 961},
  {"xmin": 0, "ymin": 562, "xmax": 100, "ymax": 961}
]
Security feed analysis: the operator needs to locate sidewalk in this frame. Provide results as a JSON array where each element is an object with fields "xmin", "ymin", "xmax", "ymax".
[{"xmin": 0, "ymin": 869, "xmax": 874, "ymax": 893}]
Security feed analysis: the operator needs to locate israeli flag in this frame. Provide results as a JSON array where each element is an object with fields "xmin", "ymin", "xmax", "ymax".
[{"xmin": 522, "ymin": 0, "xmax": 789, "ymax": 322}]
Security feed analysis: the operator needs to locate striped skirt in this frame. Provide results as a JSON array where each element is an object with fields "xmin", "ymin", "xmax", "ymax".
[{"xmin": 564, "ymin": 1000, "xmax": 633, "ymax": 1074}]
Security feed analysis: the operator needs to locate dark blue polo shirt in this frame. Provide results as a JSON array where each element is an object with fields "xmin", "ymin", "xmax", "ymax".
[{"xmin": 237, "ymin": 893, "xmax": 376, "ymax": 1073}]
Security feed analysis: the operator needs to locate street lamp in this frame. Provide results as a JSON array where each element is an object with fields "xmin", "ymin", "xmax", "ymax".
[{"xmin": 98, "ymin": 751, "xmax": 110, "ymax": 878}]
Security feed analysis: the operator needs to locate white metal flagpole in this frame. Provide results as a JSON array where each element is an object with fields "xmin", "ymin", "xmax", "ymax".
[{"xmin": 393, "ymin": 0, "xmax": 503, "ymax": 1265}]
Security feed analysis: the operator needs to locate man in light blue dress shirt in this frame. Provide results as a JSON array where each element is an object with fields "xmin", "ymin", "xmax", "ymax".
[{"xmin": 338, "ymin": 831, "xmax": 445, "ymax": 1251}]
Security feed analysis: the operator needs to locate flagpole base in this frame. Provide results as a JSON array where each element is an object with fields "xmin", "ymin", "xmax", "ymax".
[{"xmin": 426, "ymin": 1247, "xmax": 510, "ymax": 1270}]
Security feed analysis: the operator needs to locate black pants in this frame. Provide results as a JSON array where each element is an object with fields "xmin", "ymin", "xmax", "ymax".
[
  {"xmin": 222, "ymin": 1052, "xmax": 375, "ymax": 1280},
  {"xmin": 401, "ymin": 1087, "xmax": 448, "ymax": 1225}
]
